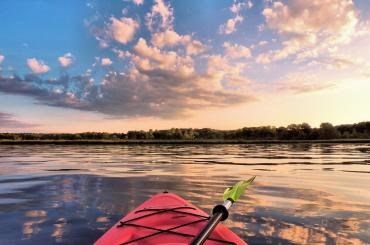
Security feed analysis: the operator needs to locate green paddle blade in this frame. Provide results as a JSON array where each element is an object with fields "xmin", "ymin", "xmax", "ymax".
[{"xmin": 223, "ymin": 176, "xmax": 256, "ymax": 202}]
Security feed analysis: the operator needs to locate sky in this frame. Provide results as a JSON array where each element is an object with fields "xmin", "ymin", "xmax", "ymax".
[{"xmin": 0, "ymin": 0, "xmax": 369, "ymax": 133}]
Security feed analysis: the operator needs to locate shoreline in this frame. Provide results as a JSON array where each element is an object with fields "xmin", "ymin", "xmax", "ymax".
[{"xmin": 0, "ymin": 139, "xmax": 370, "ymax": 144}]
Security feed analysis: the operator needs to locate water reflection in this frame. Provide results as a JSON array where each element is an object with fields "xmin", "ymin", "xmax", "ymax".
[{"xmin": 0, "ymin": 144, "xmax": 369, "ymax": 244}]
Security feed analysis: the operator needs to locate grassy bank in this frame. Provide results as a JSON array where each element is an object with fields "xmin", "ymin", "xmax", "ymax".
[{"xmin": 1, "ymin": 139, "xmax": 370, "ymax": 144}]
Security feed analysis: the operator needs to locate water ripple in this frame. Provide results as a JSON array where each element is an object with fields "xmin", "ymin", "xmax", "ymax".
[{"xmin": 0, "ymin": 144, "xmax": 369, "ymax": 244}]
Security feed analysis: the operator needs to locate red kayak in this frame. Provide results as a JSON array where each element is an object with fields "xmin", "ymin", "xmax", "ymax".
[{"xmin": 95, "ymin": 193, "xmax": 246, "ymax": 244}]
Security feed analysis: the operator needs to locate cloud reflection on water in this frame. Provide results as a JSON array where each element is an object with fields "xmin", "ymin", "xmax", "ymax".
[{"xmin": 0, "ymin": 144, "xmax": 368, "ymax": 244}]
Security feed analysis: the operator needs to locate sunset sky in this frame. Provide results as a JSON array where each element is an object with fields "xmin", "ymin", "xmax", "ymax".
[{"xmin": 0, "ymin": 0, "xmax": 369, "ymax": 132}]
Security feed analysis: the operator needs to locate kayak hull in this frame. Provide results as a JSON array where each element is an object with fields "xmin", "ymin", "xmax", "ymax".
[{"xmin": 95, "ymin": 193, "xmax": 246, "ymax": 245}]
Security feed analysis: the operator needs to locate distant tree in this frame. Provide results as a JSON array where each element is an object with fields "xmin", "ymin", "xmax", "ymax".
[
  {"xmin": 1, "ymin": 121, "xmax": 370, "ymax": 141},
  {"xmin": 319, "ymin": 123, "xmax": 338, "ymax": 139},
  {"xmin": 336, "ymin": 124, "xmax": 354, "ymax": 138},
  {"xmin": 353, "ymin": 122, "xmax": 370, "ymax": 138}
]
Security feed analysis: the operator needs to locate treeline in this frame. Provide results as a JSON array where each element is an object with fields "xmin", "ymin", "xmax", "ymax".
[{"xmin": 1, "ymin": 122, "xmax": 370, "ymax": 141}]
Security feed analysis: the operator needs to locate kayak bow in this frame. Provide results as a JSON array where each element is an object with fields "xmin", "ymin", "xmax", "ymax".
[{"xmin": 95, "ymin": 177, "xmax": 255, "ymax": 245}]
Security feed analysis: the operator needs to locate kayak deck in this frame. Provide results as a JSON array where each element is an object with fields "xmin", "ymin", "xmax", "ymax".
[{"xmin": 95, "ymin": 193, "xmax": 246, "ymax": 245}]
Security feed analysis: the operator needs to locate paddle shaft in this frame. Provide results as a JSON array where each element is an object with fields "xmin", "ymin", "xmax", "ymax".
[
  {"xmin": 190, "ymin": 200, "xmax": 233, "ymax": 245},
  {"xmin": 190, "ymin": 212, "xmax": 223, "ymax": 245},
  {"xmin": 191, "ymin": 177, "xmax": 256, "ymax": 244}
]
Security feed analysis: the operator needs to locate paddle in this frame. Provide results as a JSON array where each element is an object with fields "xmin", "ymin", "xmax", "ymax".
[{"xmin": 190, "ymin": 176, "xmax": 256, "ymax": 245}]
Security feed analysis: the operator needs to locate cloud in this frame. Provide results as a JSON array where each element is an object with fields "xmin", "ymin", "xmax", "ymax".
[
  {"xmin": 223, "ymin": 42, "xmax": 251, "ymax": 58},
  {"xmin": 0, "ymin": 55, "xmax": 4, "ymax": 64},
  {"xmin": 112, "ymin": 49, "xmax": 131, "ymax": 59},
  {"xmin": 258, "ymin": 40, "xmax": 268, "ymax": 46},
  {"xmin": 132, "ymin": 0, "xmax": 144, "ymax": 5},
  {"xmin": 58, "ymin": 53, "xmax": 74, "ymax": 67},
  {"xmin": 151, "ymin": 30, "xmax": 182, "ymax": 48},
  {"xmin": 205, "ymin": 55, "xmax": 252, "ymax": 89},
  {"xmin": 109, "ymin": 17, "xmax": 139, "ymax": 44},
  {"xmin": 0, "ymin": 37, "xmax": 256, "ymax": 118},
  {"xmin": 101, "ymin": 58, "xmax": 113, "ymax": 66},
  {"xmin": 255, "ymin": 53, "xmax": 271, "ymax": 64},
  {"xmin": 132, "ymin": 38, "xmax": 249, "ymax": 89},
  {"xmin": 185, "ymin": 40, "xmax": 206, "ymax": 56},
  {"xmin": 219, "ymin": 15, "xmax": 243, "ymax": 35},
  {"xmin": 247, "ymin": 0, "xmax": 253, "ymax": 9},
  {"xmin": 0, "ymin": 112, "xmax": 39, "ymax": 129},
  {"xmin": 0, "ymin": 74, "xmax": 91, "ymax": 109},
  {"xmin": 313, "ymin": 54, "xmax": 362, "ymax": 69},
  {"xmin": 250, "ymin": 40, "xmax": 268, "ymax": 49},
  {"xmin": 219, "ymin": 1, "xmax": 246, "ymax": 35},
  {"xmin": 276, "ymin": 73, "xmax": 335, "ymax": 94},
  {"xmin": 230, "ymin": 1, "xmax": 245, "ymax": 14},
  {"xmin": 263, "ymin": 0, "xmax": 357, "ymax": 38},
  {"xmin": 146, "ymin": 0, "xmax": 174, "ymax": 32},
  {"xmin": 260, "ymin": 0, "xmax": 359, "ymax": 63},
  {"xmin": 151, "ymin": 30, "xmax": 206, "ymax": 56},
  {"xmin": 133, "ymin": 38, "xmax": 179, "ymax": 70},
  {"xmin": 27, "ymin": 58, "xmax": 50, "ymax": 74}
]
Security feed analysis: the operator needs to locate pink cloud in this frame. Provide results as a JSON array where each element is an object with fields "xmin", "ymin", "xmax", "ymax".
[
  {"xmin": 27, "ymin": 58, "xmax": 50, "ymax": 74},
  {"xmin": 219, "ymin": 15, "xmax": 243, "ymax": 35},
  {"xmin": 101, "ymin": 58, "xmax": 113, "ymax": 66},
  {"xmin": 223, "ymin": 42, "xmax": 252, "ymax": 58},
  {"xmin": 219, "ymin": 1, "xmax": 247, "ymax": 35},
  {"xmin": 58, "ymin": 53, "xmax": 74, "ymax": 67},
  {"xmin": 109, "ymin": 17, "xmax": 139, "ymax": 44},
  {"xmin": 260, "ymin": 0, "xmax": 359, "ymax": 63},
  {"xmin": 151, "ymin": 30, "xmax": 206, "ymax": 56},
  {"xmin": 0, "ymin": 112, "xmax": 40, "ymax": 130},
  {"xmin": 146, "ymin": 0, "xmax": 174, "ymax": 32}
]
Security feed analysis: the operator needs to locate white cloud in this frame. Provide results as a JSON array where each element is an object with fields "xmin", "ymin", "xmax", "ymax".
[
  {"xmin": 0, "ymin": 36, "xmax": 256, "ymax": 118},
  {"xmin": 251, "ymin": 40, "xmax": 268, "ymax": 49},
  {"xmin": 260, "ymin": 0, "xmax": 360, "ymax": 63},
  {"xmin": 146, "ymin": 0, "xmax": 174, "ymax": 32},
  {"xmin": 308, "ymin": 54, "xmax": 362, "ymax": 70},
  {"xmin": 27, "ymin": 58, "xmax": 50, "ymax": 74},
  {"xmin": 133, "ymin": 38, "xmax": 251, "ymax": 91},
  {"xmin": 151, "ymin": 30, "xmax": 182, "ymax": 48},
  {"xmin": 132, "ymin": 0, "xmax": 144, "ymax": 5},
  {"xmin": 223, "ymin": 42, "xmax": 251, "ymax": 58},
  {"xmin": 151, "ymin": 30, "xmax": 206, "ymax": 56},
  {"xmin": 185, "ymin": 40, "xmax": 206, "ymax": 56},
  {"xmin": 263, "ymin": 1, "xmax": 358, "ymax": 38},
  {"xmin": 58, "ymin": 53, "xmax": 74, "ymax": 67},
  {"xmin": 258, "ymin": 40, "xmax": 268, "ymax": 46},
  {"xmin": 255, "ymin": 53, "xmax": 271, "ymax": 64},
  {"xmin": 205, "ymin": 55, "xmax": 251, "ymax": 89},
  {"xmin": 219, "ymin": 1, "xmax": 246, "ymax": 35},
  {"xmin": 276, "ymin": 73, "xmax": 335, "ymax": 94},
  {"xmin": 230, "ymin": 1, "xmax": 245, "ymax": 13},
  {"xmin": 0, "ymin": 55, "xmax": 4, "ymax": 64},
  {"xmin": 109, "ymin": 17, "xmax": 139, "ymax": 44},
  {"xmin": 112, "ymin": 49, "xmax": 131, "ymax": 59},
  {"xmin": 219, "ymin": 15, "xmax": 244, "ymax": 35},
  {"xmin": 101, "ymin": 58, "xmax": 113, "ymax": 66},
  {"xmin": 247, "ymin": 0, "xmax": 253, "ymax": 9},
  {"xmin": 257, "ymin": 24, "xmax": 265, "ymax": 32},
  {"xmin": 133, "ymin": 38, "xmax": 184, "ymax": 72}
]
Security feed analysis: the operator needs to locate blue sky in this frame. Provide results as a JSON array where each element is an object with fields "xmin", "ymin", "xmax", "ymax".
[{"xmin": 0, "ymin": 0, "xmax": 370, "ymax": 132}]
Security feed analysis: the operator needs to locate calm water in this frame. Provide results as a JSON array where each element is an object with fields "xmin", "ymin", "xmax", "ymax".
[{"xmin": 0, "ymin": 144, "xmax": 369, "ymax": 244}]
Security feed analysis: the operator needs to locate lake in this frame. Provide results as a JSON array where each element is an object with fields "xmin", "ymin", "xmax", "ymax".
[{"xmin": 0, "ymin": 144, "xmax": 369, "ymax": 244}]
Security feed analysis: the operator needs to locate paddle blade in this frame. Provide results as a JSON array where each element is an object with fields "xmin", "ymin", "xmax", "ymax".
[{"xmin": 223, "ymin": 176, "xmax": 256, "ymax": 202}]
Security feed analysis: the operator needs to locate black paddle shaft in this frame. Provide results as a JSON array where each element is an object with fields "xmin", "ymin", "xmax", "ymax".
[
  {"xmin": 190, "ymin": 212, "xmax": 223, "ymax": 245},
  {"xmin": 190, "ymin": 201, "xmax": 231, "ymax": 245}
]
